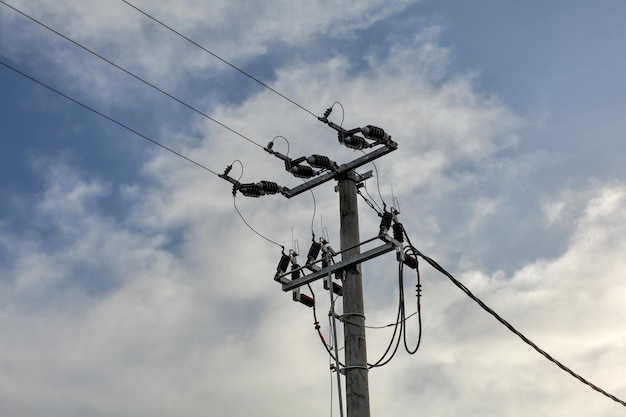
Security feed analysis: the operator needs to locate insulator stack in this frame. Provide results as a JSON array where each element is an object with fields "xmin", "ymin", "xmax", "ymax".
[
  {"xmin": 403, "ymin": 254, "xmax": 418, "ymax": 269},
  {"xmin": 291, "ymin": 263, "xmax": 301, "ymax": 281},
  {"xmin": 340, "ymin": 134, "xmax": 367, "ymax": 149},
  {"xmin": 393, "ymin": 222, "xmax": 404, "ymax": 243},
  {"xmin": 379, "ymin": 211, "xmax": 393, "ymax": 234},
  {"xmin": 307, "ymin": 241, "xmax": 322, "ymax": 264},
  {"xmin": 239, "ymin": 184, "xmax": 262, "ymax": 198},
  {"xmin": 276, "ymin": 254, "xmax": 290, "ymax": 274},
  {"xmin": 256, "ymin": 180, "xmax": 281, "ymax": 194},
  {"xmin": 290, "ymin": 165, "xmax": 316, "ymax": 178},
  {"xmin": 307, "ymin": 154, "xmax": 332, "ymax": 169},
  {"xmin": 362, "ymin": 125, "xmax": 390, "ymax": 141}
]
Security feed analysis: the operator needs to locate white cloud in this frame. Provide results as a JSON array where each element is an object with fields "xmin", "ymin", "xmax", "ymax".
[{"xmin": 2, "ymin": 1, "xmax": 625, "ymax": 416}]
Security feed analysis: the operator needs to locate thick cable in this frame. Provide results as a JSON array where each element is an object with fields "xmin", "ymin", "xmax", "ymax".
[
  {"xmin": 0, "ymin": 59, "xmax": 219, "ymax": 176},
  {"xmin": 121, "ymin": 0, "xmax": 319, "ymax": 119},
  {"xmin": 403, "ymin": 231, "xmax": 626, "ymax": 408},
  {"xmin": 0, "ymin": 1, "xmax": 265, "ymax": 149},
  {"xmin": 399, "ymin": 247, "xmax": 422, "ymax": 354}
]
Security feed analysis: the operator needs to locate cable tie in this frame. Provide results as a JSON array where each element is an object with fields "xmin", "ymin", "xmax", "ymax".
[
  {"xmin": 342, "ymin": 312, "xmax": 366, "ymax": 320},
  {"xmin": 340, "ymin": 366, "xmax": 369, "ymax": 375}
]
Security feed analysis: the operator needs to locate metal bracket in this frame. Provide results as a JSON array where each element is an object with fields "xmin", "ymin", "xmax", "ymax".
[{"xmin": 281, "ymin": 242, "xmax": 395, "ymax": 291}]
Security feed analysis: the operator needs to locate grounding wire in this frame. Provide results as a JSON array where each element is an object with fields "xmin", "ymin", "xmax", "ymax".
[
  {"xmin": 121, "ymin": 0, "xmax": 319, "ymax": 120},
  {"xmin": 403, "ymin": 230, "xmax": 626, "ymax": 408},
  {"xmin": 231, "ymin": 160, "xmax": 284, "ymax": 249},
  {"xmin": 360, "ymin": 150, "xmax": 387, "ymax": 211},
  {"xmin": 0, "ymin": 59, "xmax": 219, "ymax": 176},
  {"xmin": 0, "ymin": 0, "xmax": 265, "ymax": 150}
]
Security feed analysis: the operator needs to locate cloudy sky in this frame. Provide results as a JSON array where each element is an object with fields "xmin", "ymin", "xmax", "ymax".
[{"xmin": 1, "ymin": 0, "xmax": 626, "ymax": 415}]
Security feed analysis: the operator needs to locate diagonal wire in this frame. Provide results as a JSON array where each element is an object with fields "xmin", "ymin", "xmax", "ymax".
[
  {"xmin": 0, "ymin": 0, "xmax": 265, "ymax": 149},
  {"xmin": 0, "ymin": 59, "xmax": 219, "ymax": 176},
  {"xmin": 405, "ymin": 233, "xmax": 626, "ymax": 408},
  {"xmin": 121, "ymin": 0, "xmax": 319, "ymax": 120}
]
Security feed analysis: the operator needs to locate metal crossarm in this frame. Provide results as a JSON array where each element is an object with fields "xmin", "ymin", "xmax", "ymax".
[{"xmin": 281, "ymin": 242, "xmax": 395, "ymax": 291}]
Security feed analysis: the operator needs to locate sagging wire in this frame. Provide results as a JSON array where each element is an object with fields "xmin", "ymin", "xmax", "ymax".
[
  {"xmin": 122, "ymin": 0, "xmax": 320, "ymax": 120},
  {"xmin": 0, "ymin": 1, "xmax": 266, "ymax": 150},
  {"xmin": 231, "ymin": 160, "xmax": 284, "ymax": 250},
  {"xmin": 402, "ymin": 230, "xmax": 626, "ymax": 408}
]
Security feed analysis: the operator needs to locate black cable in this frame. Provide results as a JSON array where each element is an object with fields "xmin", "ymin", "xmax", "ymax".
[
  {"xmin": 401, "ymin": 245, "xmax": 422, "ymax": 354},
  {"xmin": 0, "ymin": 59, "xmax": 219, "ymax": 176},
  {"xmin": 0, "ymin": 0, "xmax": 265, "ymax": 150},
  {"xmin": 231, "ymin": 160, "xmax": 284, "ymax": 249},
  {"xmin": 366, "ymin": 266, "xmax": 404, "ymax": 368},
  {"xmin": 121, "ymin": 0, "xmax": 319, "ymax": 120},
  {"xmin": 403, "ymin": 231, "xmax": 626, "ymax": 408}
]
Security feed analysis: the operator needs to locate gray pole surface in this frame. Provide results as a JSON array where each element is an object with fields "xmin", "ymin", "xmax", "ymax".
[{"xmin": 338, "ymin": 171, "xmax": 370, "ymax": 417}]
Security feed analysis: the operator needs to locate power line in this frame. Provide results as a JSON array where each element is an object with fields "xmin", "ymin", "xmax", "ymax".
[
  {"xmin": 0, "ymin": 0, "xmax": 265, "ymax": 150},
  {"xmin": 404, "ymin": 231, "xmax": 626, "ymax": 408},
  {"xmin": 0, "ymin": 58, "xmax": 219, "ymax": 177},
  {"xmin": 121, "ymin": 0, "xmax": 320, "ymax": 120}
]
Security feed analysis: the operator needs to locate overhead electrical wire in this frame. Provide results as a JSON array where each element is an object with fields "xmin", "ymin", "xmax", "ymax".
[
  {"xmin": 0, "ymin": 0, "xmax": 266, "ymax": 150},
  {"xmin": 19, "ymin": 1, "xmax": 619, "ymax": 407},
  {"xmin": 0, "ymin": 59, "xmax": 219, "ymax": 177},
  {"xmin": 403, "ymin": 231, "xmax": 626, "ymax": 408},
  {"xmin": 121, "ymin": 0, "xmax": 320, "ymax": 120}
]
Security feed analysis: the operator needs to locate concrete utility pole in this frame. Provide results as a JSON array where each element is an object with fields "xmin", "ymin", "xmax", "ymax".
[
  {"xmin": 339, "ymin": 171, "xmax": 370, "ymax": 417},
  {"xmin": 219, "ymin": 115, "xmax": 398, "ymax": 417}
]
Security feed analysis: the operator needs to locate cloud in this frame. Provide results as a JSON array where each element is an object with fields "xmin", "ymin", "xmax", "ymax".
[{"xmin": 2, "ymin": 1, "xmax": 625, "ymax": 416}]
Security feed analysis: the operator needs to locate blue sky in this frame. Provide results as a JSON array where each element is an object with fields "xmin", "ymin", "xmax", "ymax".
[{"xmin": 1, "ymin": 1, "xmax": 626, "ymax": 416}]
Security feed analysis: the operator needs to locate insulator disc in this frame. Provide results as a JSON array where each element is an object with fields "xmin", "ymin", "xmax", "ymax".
[
  {"xmin": 393, "ymin": 222, "xmax": 404, "ymax": 243},
  {"xmin": 379, "ymin": 212, "xmax": 393, "ymax": 233},
  {"xmin": 290, "ymin": 165, "xmax": 315, "ymax": 178},
  {"xmin": 307, "ymin": 154, "xmax": 332, "ymax": 169},
  {"xmin": 257, "ymin": 180, "xmax": 280, "ymax": 194},
  {"xmin": 362, "ymin": 125, "xmax": 388, "ymax": 140},
  {"xmin": 277, "ymin": 254, "xmax": 290, "ymax": 273},
  {"xmin": 341, "ymin": 135, "xmax": 367, "ymax": 149},
  {"xmin": 307, "ymin": 242, "xmax": 322, "ymax": 262}
]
